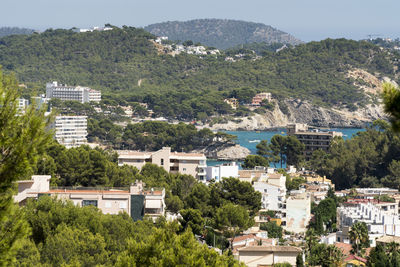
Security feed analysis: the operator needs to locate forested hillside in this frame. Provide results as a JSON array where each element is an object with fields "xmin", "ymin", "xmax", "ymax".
[
  {"xmin": 144, "ymin": 19, "xmax": 302, "ymax": 49},
  {"xmin": 0, "ymin": 26, "xmax": 34, "ymax": 37},
  {"xmin": 0, "ymin": 26, "xmax": 399, "ymax": 120}
]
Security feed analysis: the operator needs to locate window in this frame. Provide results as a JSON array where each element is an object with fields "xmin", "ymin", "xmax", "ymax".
[
  {"xmin": 183, "ymin": 168, "xmax": 186, "ymax": 171},
  {"xmin": 105, "ymin": 201, "xmax": 112, "ymax": 208},
  {"xmin": 264, "ymin": 189, "xmax": 268, "ymax": 193},
  {"xmin": 161, "ymin": 159, "xmax": 164, "ymax": 166},
  {"xmin": 119, "ymin": 201, "xmax": 127, "ymax": 209},
  {"xmin": 82, "ymin": 200, "xmax": 98, "ymax": 207}
]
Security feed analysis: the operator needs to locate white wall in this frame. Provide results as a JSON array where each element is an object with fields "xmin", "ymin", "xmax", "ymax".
[
  {"xmin": 206, "ymin": 163, "xmax": 238, "ymax": 182},
  {"xmin": 253, "ymin": 182, "xmax": 285, "ymax": 211}
]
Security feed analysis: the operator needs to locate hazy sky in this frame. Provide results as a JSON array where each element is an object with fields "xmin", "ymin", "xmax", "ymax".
[{"xmin": 1, "ymin": 0, "xmax": 399, "ymax": 42}]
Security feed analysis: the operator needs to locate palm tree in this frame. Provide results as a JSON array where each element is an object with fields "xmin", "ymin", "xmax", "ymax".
[
  {"xmin": 349, "ymin": 222, "xmax": 369, "ymax": 256},
  {"xmin": 305, "ymin": 228, "xmax": 319, "ymax": 258},
  {"xmin": 324, "ymin": 245, "xmax": 343, "ymax": 267}
]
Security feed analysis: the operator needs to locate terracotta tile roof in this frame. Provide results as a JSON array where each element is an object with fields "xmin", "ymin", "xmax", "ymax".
[
  {"xmin": 48, "ymin": 189, "xmax": 129, "ymax": 194},
  {"xmin": 335, "ymin": 242, "xmax": 371, "ymax": 257},
  {"xmin": 268, "ymin": 173, "xmax": 283, "ymax": 179},
  {"xmin": 335, "ymin": 242, "xmax": 352, "ymax": 256},
  {"xmin": 344, "ymin": 254, "xmax": 367, "ymax": 264},
  {"xmin": 238, "ymin": 170, "xmax": 265, "ymax": 178},
  {"xmin": 238, "ymin": 245, "xmax": 302, "ymax": 253},
  {"xmin": 171, "ymin": 152, "xmax": 206, "ymax": 158},
  {"xmin": 232, "ymin": 234, "xmax": 256, "ymax": 243},
  {"xmin": 117, "ymin": 150, "xmax": 152, "ymax": 156}
]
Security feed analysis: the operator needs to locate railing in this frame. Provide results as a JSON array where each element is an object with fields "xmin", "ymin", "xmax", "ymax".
[{"xmin": 50, "ymin": 186, "xmax": 128, "ymax": 191}]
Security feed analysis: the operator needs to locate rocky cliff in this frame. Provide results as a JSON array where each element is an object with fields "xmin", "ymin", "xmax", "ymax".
[
  {"xmin": 208, "ymin": 100, "xmax": 386, "ymax": 131},
  {"xmin": 192, "ymin": 142, "xmax": 250, "ymax": 160}
]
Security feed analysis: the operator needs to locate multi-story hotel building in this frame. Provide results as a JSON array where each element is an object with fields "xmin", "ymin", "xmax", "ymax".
[
  {"xmin": 118, "ymin": 147, "xmax": 207, "ymax": 180},
  {"xmin": 54, "ymin": 116, "xmax": 88, "ymax": 148},
  {"xmin": 287, "ymin": 123, "xmax": 342, "ymax": 160},
  {"xmin": 15, "ymin": 176, "xmax": 165, "ymax": 221},
  {"xmin": 46, "ymin": 81, "xmax": 101, "ymax": 103}
]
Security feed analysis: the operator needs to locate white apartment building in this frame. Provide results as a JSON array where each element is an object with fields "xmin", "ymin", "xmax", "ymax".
[
  {"xmin": 266, "ymin": 173, "xmax": 286, "ymax": 188},
  {"xmin": 88, "ymin": 89, "xmax": 102, "ymax": 102},
  {"xmin": 355, "ymin": 188, "xmax": 399, "ymax": 198},
  {"xmin": 337, "ymin": 200, "xmax": 400, "ymax": 246},
  {"xmin": 55, "ymin": 116, "xmax": 88, "ymax": 148},
  {"xmin": 253, "ymin": 182, "xmax": 286, "ymax": 211},
  {"xmin": 46, "ymin": 81, "xmax": 101, "ymax": 103},
  {"xmin": 118, "ymin": 147, "xmax": 207, "ymax": 180},
  {"xmin": 205, "ymin": 162, "xmax": 239, "ymax": 182}
]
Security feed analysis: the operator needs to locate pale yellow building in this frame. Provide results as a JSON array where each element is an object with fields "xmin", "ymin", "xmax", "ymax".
[
  {"xmin": 15, "ymin": 177, "xmax": 165, "ymax": 221},
  {"xmin": 117, "ymin": 147, "xmax": 207, "ymax": 180},
  {"xmin": 304, "ymin": 174, "xmax": 332, "ymax": 185},
  {"xmin": 224, "ymin": 98, "xmax": 239, "ymax": 110},
  {"xmin": 237, "ymin": 246, "xmax": 302, "ymax": 267}
]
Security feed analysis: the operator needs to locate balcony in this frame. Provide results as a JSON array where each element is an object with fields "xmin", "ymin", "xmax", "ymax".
[
  {"xmin": 197, "ymin": 167, "xmax": 206, "ymax": 175},
  {"xmin": 198, "ymin": 161, "xmax": 207, "ymax": 167}
]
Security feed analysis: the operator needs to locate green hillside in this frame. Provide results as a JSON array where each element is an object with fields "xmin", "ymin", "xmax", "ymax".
[
  {"xmin": 0, "ymin": 26, "xmax": 398, "ymax": 120},
  {"xmin": 144, "ymin": 19, "xmax": 302, "ymax": 49},
  {"xmin": 0, "ymin": 26, "xmax": 34, "ymax": 37}
]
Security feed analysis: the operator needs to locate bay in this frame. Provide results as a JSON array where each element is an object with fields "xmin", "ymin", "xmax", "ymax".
[{"xmin": 207, "ymin": 127, "xmax": 365, "ymax": 167}]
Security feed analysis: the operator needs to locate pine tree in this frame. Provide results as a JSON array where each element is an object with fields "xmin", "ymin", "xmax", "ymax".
[
  {"xmin": 296, "ymin": 253, "xmax": 304, "ymax": 267},
  {"xmin": 0, "ymin": 68, "xmax": 53, "ymax": 264},
  {"xmin": 382, "ymin": 82, "xmax": 400, "ymax": 132}
]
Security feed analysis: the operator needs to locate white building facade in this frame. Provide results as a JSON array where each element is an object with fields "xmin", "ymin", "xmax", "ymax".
[
  {"xmin": 337, "ymin": 200, "xmax": 400, "ymax": 246},
  {"xmin": 17, "ymin": 98, "xmax": 29, "ymax": 111},
  {"xmin": 118, "ymin": 147, "xmax": 207, "ymax": 180},
  {"xmin": 54, "ymin": 116, "xmax": 88, "ymax": 148},
  {"xmin": 285, "ymin": 192, "xmax": 311, "ymax": 233},
  {"xmin": 253, "ymin": 182, "xmax": 286, "ymax": 211},
  {"xmin": 46, "ymin": 81, "xmax": 101, "ymax": 103},
  {"xmin": 205, "ymin": 162, "xmax": 239, "ymax": 182}
]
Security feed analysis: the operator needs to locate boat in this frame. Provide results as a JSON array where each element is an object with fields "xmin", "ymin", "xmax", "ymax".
[{"xmin": 249, "ymin": 140, "xmax": 260, "ymax": 143}]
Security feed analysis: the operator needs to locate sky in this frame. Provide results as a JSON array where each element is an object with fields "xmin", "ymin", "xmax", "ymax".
[{"xmin": 1, "ymin": 0, "xmax": 399, "ymax": 42}]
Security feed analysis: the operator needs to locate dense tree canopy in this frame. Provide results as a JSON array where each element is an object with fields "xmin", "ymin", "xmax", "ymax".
[
  {"xmin": 0, "ymin": 28, "xmax": 398, "ymax": 119},
  {"xmin": 310, "ymin": 121, "xmax": 400, "ymax": 189},
  {"xmin": 242, "ymin": 154, "xmax": 269, "ymax": 169},
  {"xmin": 20, "ymin": 196, "xmax": 242, "ymax": 266},
  {"xmin": 256, "ymin": 135, "xmax": 304, "ymax": 168}
]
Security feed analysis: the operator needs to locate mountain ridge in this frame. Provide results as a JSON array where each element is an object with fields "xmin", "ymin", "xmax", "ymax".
[
  {"xmin": 0, "ymin": 27, "xmax": 398, "ymax": 123},
  {"xmin": 0, "ymin": 26, "xmax": 35, "ymax": 37},
  {"xmin": 144, "ymin": 18, "xmax": 302, "ymax": 49}
]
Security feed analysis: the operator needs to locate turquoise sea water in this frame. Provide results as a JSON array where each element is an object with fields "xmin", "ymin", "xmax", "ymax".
[{"xmin": 207, "ymin": 128, "xmax": 365, "ymax": 167}]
